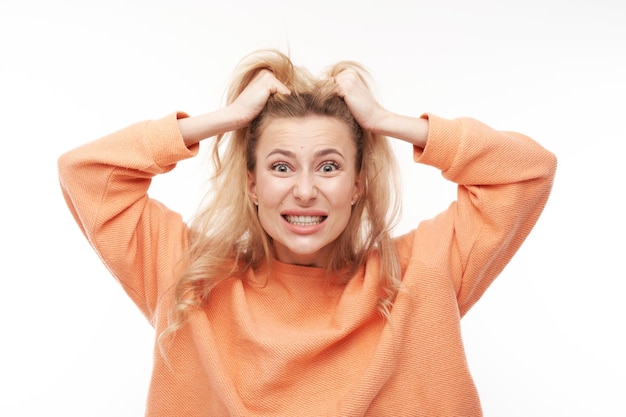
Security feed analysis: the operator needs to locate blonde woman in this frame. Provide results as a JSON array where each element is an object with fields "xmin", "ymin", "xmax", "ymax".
[{"xmin": 58, "ymin": 50, "xmax": 556, "ymax": 416}]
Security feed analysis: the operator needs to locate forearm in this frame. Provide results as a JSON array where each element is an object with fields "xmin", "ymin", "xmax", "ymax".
[
  {"xmin": 178, "ymin": 106, "xmax": 247, "ymax": 147},
  {"xmin": 58, "ymin": 113, "xmax": 196, "ymax": 239},
  {"xmin": 368, "ymin": 109, "xmax": 429, "ymax": 149},
  {"xmin": 418, "ymin": 114, "xmax": 557, "ymax": 185}
]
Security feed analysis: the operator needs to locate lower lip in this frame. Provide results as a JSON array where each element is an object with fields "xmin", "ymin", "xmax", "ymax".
[{"xmin": 283, "ymin": 217, "xmax": 326, "ymax": 235}]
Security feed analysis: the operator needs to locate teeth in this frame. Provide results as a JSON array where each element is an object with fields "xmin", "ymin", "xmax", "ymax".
[{"xmin": 285, "ymin": 215, "xmax": 324, "ymax": 226}]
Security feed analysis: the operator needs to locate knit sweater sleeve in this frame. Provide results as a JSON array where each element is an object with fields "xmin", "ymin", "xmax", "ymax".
[
  {"xmin": 410, "ymin": 114, "xmax": 557, "ymax": 317},
  {"xmin": 57, "ymin": 112, "xmax": 199, "ymax": 324}
]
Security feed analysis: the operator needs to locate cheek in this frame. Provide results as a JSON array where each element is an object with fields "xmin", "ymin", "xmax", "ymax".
[
  {"xmin": 256, "ymin": 175, "xmax": 288, "ymax": 206},
  {"xmin": 332, "ymin": 178, "xmax": 358, "ymax": 203}
]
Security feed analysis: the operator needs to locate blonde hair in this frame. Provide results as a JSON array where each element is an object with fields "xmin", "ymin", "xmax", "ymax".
[{"xmin": 160, "ymin": 50, "xmax": 402, "ymax": 347}]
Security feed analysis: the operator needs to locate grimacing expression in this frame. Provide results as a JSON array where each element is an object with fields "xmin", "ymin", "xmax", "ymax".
[{"xmin": 248, "ymin": 115, "xmax": 361, "ymax": 267}]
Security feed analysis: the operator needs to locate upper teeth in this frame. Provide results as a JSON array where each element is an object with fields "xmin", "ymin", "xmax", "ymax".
[{"xmin": 286, "ymin": 215, "xmax": 323, "ymax": 226}]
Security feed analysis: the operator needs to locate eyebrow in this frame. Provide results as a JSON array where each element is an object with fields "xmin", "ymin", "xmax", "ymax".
[{"xmin": 266, "ymin": 148, "xmax": 345, "ymax": 159}]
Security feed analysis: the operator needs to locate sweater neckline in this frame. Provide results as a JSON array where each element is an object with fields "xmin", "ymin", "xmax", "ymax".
[{"xmin": 248, "ymin": 258, "xmax": 355, "ymax": 294}]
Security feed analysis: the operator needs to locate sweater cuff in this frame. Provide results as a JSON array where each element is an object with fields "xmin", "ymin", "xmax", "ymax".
[
  {"xmin": 145, "ymin": 111, "xmax": 199, "ymax": 169},
  {"xmin": 413, "ymin": 113, "xmax": 463, "ymax": 174}
]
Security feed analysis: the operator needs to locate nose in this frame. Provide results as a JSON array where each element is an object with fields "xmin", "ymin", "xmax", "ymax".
[{"xmin": 292, "ymin": 171, "xmax": 318, "ymax": 202}]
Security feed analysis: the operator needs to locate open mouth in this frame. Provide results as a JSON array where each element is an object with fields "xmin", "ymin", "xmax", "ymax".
[{"xmin": 283, "ymin": 215, "xmax": 326, "ymax": 226}]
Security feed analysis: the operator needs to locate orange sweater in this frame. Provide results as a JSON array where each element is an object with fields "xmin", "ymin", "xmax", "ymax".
[{"xmin": 58, "ymin": 112, "xmax": 556, "ymax": 416}]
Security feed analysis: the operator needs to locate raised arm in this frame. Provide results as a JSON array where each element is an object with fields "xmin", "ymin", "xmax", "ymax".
[
  {"xmin": 415, "ymin": 114, "xmax": 556, "ymax": 314},
  {"xmin": 334, "ymin": 69, "xmax": 557, "ymax": 315},
  {"xmin": 57, "ymin": 70, "xmax": 289, "ymax": 322},
  {"xmin": 58, "ymin": 112, "xmax": 197, "ymax": 322}
]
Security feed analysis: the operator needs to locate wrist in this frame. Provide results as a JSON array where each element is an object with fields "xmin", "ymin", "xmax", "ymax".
[
  {"xmin": 372, "ymin": 111, "xmax": 429, "ymax": 149},
  {"xmin": 178, "ymin": 107, "xmax": 245, "ymax": 147}
]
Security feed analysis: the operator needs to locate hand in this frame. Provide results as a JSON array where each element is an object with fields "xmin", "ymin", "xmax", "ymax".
[
  {"xmin": 333, "ymin": 69, "xmax": 428, "ymax": 148},
  {"xmin": 229, "ymin": 69, "xmax": 291, "ymax": 126},
  {"xmin": 179, "ymin": 70, "xmax": 290, "ymax": 146},
  {"xmin": 333, "ymin": 69, "xmax": 388, "ymax": 132}
]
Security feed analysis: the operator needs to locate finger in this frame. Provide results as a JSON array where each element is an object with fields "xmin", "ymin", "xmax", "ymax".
[
  {"xmin": 256, "ymin": 69, "xmax": 290, "ymax": 95},
  {"xmin": 330, "ymin": 76, "xmax": 346, "ymax": 97},
  {"xmin": 273, "ymin": 81, "xmax": 291, "ymax": 95}
]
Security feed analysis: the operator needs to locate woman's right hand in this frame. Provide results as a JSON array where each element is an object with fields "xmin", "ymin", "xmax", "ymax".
[
  {"xmin": 179, "ymin": 69, "xmax": 290, "ymax": 146},
  {"xmin": 229, "ymin": 69, "xmax": 291, "ymax": 126}
]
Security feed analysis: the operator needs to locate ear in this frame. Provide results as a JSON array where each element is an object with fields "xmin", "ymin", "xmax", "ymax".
[
  {"xmin": 352, "ymin": 173, "xmax": 363, "ymax": 204},
  {"xmin": 247, "ymin": 171, "xmax": 258, "ymax": 204}
]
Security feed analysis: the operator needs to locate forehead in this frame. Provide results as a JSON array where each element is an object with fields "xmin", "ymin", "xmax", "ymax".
[{"xmin": 256, "ymin": 115, "xmax": 355, "ymax": 154}]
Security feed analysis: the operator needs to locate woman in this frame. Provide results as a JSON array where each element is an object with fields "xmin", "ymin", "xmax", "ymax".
[{"xmin": 58, "ymin": 50, "xmax": 557, "ymax": 416}]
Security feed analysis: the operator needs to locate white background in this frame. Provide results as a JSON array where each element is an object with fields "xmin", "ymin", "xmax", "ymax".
[{"xmin": 1, "ymin": 0, "xmax": 624, "ymax": 415}]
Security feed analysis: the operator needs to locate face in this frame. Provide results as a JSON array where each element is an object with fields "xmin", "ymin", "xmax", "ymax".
[{"xmin": 248, "ymin": 115, "xmax": 361, "ymax": 267}]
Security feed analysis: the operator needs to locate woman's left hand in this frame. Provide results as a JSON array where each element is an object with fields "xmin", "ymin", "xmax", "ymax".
[
  {"xmin": 334, "ymin": 69, "xmax": 428, "ymax": 148},
  {"xmin": 333, "ymin": 69, "xmax": 388, "ymax": 132}
]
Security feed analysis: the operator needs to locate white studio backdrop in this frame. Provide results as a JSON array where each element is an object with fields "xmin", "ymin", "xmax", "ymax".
[{"xmin": 1, "ymin": 0, "xmax": 624, "ymax": 415}]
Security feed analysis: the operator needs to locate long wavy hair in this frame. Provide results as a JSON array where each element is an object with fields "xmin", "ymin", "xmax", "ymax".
[{"xmin": 160, "ymin": 50, "xmax": 402, "ymax": 347}]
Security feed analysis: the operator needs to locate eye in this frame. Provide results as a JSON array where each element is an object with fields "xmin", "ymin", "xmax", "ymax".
[
  {"xmin": 271, "ymin": 162, "xmax": 292, "ymax": 173},
  {"xmin": 319, "ymin": 161, "xmax": 340, "ymax": 173}
]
